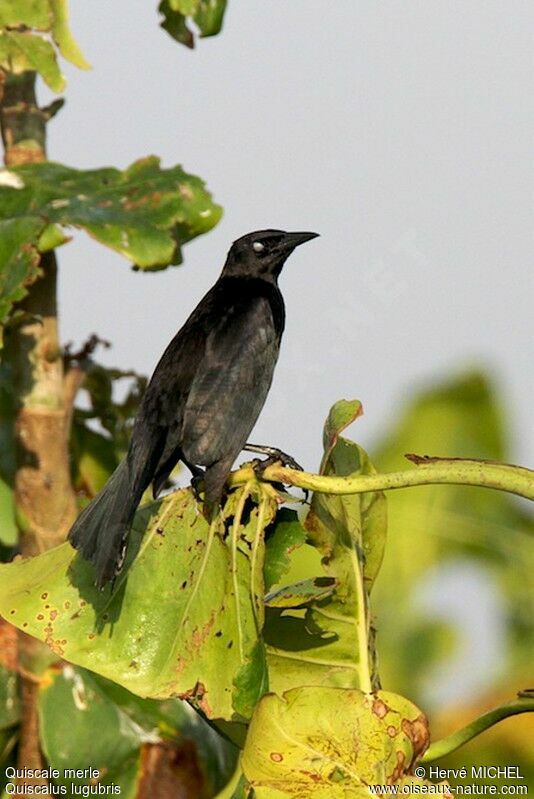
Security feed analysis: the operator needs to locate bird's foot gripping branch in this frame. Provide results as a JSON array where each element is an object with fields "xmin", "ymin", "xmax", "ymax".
[{"xmin": 0, "ymin": 399, "xmax": 532, "ymax": 797}]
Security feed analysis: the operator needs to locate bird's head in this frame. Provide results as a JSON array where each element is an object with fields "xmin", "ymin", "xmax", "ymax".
[{"xmin": 222, "ymin": 229, "xmax": 319, "ymax": 279}]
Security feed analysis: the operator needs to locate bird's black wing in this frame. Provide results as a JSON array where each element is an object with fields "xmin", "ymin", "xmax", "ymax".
[
  {"xmin": 180, "ymin": 292, "xmax": 281, "ymax": 471},
  {"xmin": 137, "ymin": 279, "xmax": 282, "ymax": 501},
  {"xmin": 131, "ymin": 305, "xmax": 211, "ymax": 496}
]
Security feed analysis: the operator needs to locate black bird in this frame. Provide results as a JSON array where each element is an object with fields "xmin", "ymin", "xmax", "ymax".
[{"xmin": 68, "ymin": 229, "xmax": 318, "ymax": 588}]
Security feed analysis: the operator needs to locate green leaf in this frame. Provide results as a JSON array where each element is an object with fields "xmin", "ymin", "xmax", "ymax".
[
  {"xmin": 312, "ymin": 399, "xmax": 387, "ymax": 592},
  {"xmin": 0, "ymin": 727, "xmax": 18, "ymax": 791},
  {"xmin": 232, "ymin": 639, "xmax": 268, "ymax": 721},
  {"xmin": 264, "ymin": 508, "xmax": 307, "ymax": 591},
  {"xmin": 0, "ymin": 0, "xmax": 89, "ymax": 78},
  {"xmin": 0, "ymin": 359, "xmax": 16, "ymax": 546},
  {"xmin": 159, "ymin": 0, "xmax": 227, "ymax": 47},
  {"xmin": 194, "ymin": 0, "xmax": 227, "ymax": 37},
  {"xmin": 170, "ymin": 0, "xmax": 199, "ymax": 13},
  {"xmin": 321, "ymin": 398, "xmax": 363, "ymax": 466},
  {"xmin": 50, "ymin": 0, "xmax": 91, "ymax": 69},
  {"xmin": 92, "ymin": 675, "xmax": 239, "ymax": 793},
  {"xmin": 0, "ymin": 218, "xmax": 43, "ymax": 343},
  {"xmin": 372, "ymin": 370, "xmax": 534, "ymax": 699},
  {"xmin": 0, "ymin": 480, "xmax": 17, "ymax": 548},
  {"xmin": 0, "ymin": 31, "xmax": 65, "ymax": 92},
  {"xmin": 37, "ymin": 222, "xmax": 70, "ymax": 252},
  {"xmin": 241, "ymin": 687, "xmax": 429, "ymax": 797},
  {"xmin": 2, "ymin": 158, "xmax": 222, "ymax": 268},
  {"xmin": 0, "ymin": 358, "xmax": 16, "ymax": 510},
  {"xmin": 0, "ymin": 0, "xmax": 52, "ymax": 29},
  {"xmin": 266, "ymin": 401, "xmax": 387, "ymax": 696},
  {"xmin": 159, "ymin": 1, "xmax": 194, "ymax": 48},
  {"xmin": 0, "ymin": 486, "xmax": 275, "ymax": 722},
  {"xmin": 38, "ymin": 664, "xmax": 237, "ymax": 797},
  {"xmin": 213, "ymin": 760, "xmax": 249, "ymax": 799},
  {"xmin": 39, "ymin": 666, "xmax": 142, "ymax": 798},
  {"xmin": 0, "ymin": 158, "xmax": 221, "ymax": 342},
  {"xmin": 265, "ymin": 577, "xmax": 336, "ymax": 609}
]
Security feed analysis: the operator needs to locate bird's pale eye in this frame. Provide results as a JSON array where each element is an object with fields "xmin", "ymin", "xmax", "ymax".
[{"xmin": 252, "ymin": 241, "xmax": 265, "ymax": 253}]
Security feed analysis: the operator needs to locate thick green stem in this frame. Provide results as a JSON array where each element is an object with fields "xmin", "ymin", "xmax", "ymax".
[
  {"xmin": 9, "ymin": 250, "xmax": 77, "ymax": 554},
  {"xmin": 0, "ymin": 71, "xmax": 46, "ymax": 165},
  {"xmin": 423, "ymin": 693, "xmax": 534, "ymax": 761},
  {"xmin": 229, "ymin": 458, "xmax": 534, "ymax": 501}
]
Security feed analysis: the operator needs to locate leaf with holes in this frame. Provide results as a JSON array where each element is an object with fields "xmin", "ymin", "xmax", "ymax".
[
  {"xmin": 266, "ymin": 400, "xmax": 387, "ymax": 696},
  {"xmin": 263, "ymin": 508, "xmax": 307, "ymax": 591},
  {"xmin": 0, "ymin": 486, "xmax": 275, "ymax": 722},
  {"xmin": 1, "ymin": 157, "xmax": 221, "ymax": 267}
]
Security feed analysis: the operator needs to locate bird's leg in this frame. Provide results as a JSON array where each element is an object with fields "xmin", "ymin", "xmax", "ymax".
[
  {"xmin": 183, "ymin": 458, "xmax": 205, "ymax": 500},
  {"xmin": 244, "ymin": 444, "xmax": 308, "ymax": 503},
  {"xmin": 243, "ymin": 443, "xmax": 304, "ymax": 473}
]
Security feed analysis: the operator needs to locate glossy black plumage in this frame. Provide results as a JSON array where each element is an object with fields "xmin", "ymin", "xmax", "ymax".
[{"xmin": 68, "ymin": 229, "xmax": 318, "ymax": 587}]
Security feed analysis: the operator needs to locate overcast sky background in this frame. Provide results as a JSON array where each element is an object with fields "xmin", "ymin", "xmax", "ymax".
[
  {"xmin": 47, "ymin": 0, "xmax": 533, "ymax": 471},
  {"xmin": 40, "ymin": 2, "xmax": 533, "ymax": 706}
]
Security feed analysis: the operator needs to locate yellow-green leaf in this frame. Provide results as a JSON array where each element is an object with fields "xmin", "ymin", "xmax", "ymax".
[
  {"xmin": 0, "ymin": 486, "xmax": 275, "ymax": 722},
  {"xmin": 50, "ymin": 0, "xmax": 90, "ymax": 69},
  {"xmin": 0, "ymin": 0, "xmax": 52, "ymax": 30},
  {"xmin": 266, "ymin": 401, "xmax": 387, "ymax": 696},
  {"xmin": 242, "ymin": 687, "xmax": 429, "ymax": 797},
  {"xmin": 1, "ymin": 31, "xmax": 65, "ymax": 91}
]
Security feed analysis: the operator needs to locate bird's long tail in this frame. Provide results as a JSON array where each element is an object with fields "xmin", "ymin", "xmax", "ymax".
[{"xmin": 68, "ymin": 459, "xmax": 139, "ymax": 589}]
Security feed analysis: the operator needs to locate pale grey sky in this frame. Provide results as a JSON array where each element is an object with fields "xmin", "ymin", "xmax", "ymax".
[{"xmin": 49, "ymin": 1, "xmax": 533, "ymax": 472}]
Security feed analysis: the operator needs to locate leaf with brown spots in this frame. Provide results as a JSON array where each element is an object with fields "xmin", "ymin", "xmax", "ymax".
[
  {"xmin": 0, "ymin": 157, "xmax": 222, "ymax": 281},
  {"xmin": 242, "ymin": 687, "xmax": 429, "ymax": 798},
  {"xmin": 0, "ymin": 485, "xmax": 276, "ymax": 722}
]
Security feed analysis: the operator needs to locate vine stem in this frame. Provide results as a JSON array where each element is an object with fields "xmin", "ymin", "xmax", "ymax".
[
  {"xmin": 422, "ymin": 693, "xmax": 534, "ymax": 761},
  {"xmin": 228, "ymin": 458, "xmax": 534, "ymax": 501}
]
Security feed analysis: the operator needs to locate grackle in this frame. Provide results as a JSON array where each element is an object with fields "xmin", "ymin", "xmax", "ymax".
[{"xmin": 68, "ymin": 229, "xmax": 319, "ymax": 588}]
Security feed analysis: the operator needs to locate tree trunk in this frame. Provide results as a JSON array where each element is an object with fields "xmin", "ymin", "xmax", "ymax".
[{"xmin": 1, "ymin": 70, "xmax": 77, "ymax": 799}]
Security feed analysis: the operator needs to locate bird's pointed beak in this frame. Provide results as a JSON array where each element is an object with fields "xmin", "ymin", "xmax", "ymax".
[{"xmin": 281, "ymin": 231, "xmax": 320, "ymax": 251}]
